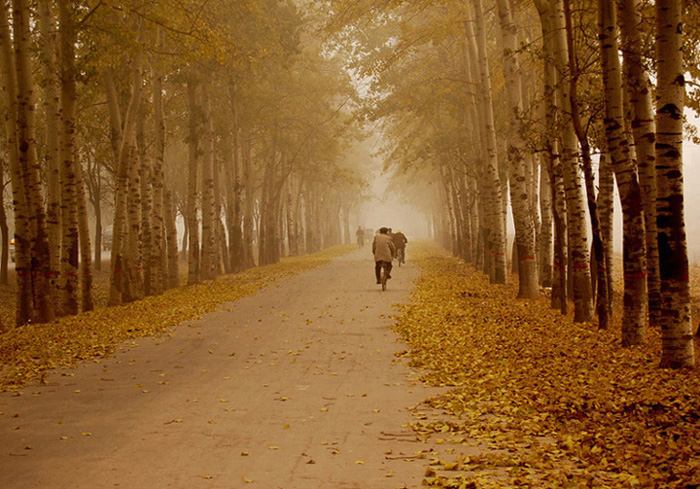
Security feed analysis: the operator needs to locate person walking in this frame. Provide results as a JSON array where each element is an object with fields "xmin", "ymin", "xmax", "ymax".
[{"xmin": 372, "ymin": 227, "xmax": 395, "ymax": 284}]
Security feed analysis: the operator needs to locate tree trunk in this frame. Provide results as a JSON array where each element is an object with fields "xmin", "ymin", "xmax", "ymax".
[
  {"xmin": 13, "ymin": 0, "xmax": 55, "ymax": 323},
  {"xmin": 186, "ymin": 71, "xmax": 201, "ymax": 284},
  {"xmin": 0, "ymin": 167, "xmax": 8, "ymax": 286},
  {"xmin": 75, "ymin": 159, "xmax": 93, "ymax": 312},
  {"xmin": 200, "ymin": 79, "xmax": 217, "ymax": 280},
  {"xmin": 539, "ymin": 157, "xmax": 553, "ymax": 288},
  {"xmin": 599, "ymin": 0, "xmax": 647, "ymax": 343},
  {"xmin": 470, "ymin": 0, "xmax": 507, "ymax": 284},
  {"xmin": 125, "ymin": 137, "xmax": 144, "ymax": 302},
  {"xmin": 214, "ymin": 155, "xmax": 227, "ymax": 276},
  {"xmin": 550, "ymin": 0, "xmax": 594, "ymax": 322},
  {"xmin": 57, "ymin": 0, "xmax": 82, "ymax": 316},
  {"xmin": 535, "ymin": 0, "xmax": 568, "ymax": 313},
  {"xmin": 150, "ymin": 38, "xmax": 166, "ymax": 294},
  {"xmin": 0, "ymin": 0, "xmax": 32, "ymax": 324},
  {"xmin": 655, "ymin": 0, "xmax": 695, "ymax": 368},
  {"xmin": 164, "ymin": 189, "xmax": 179, "ymax": 289},
  {"xmin": 598, "ymin": 150, "xmax": 615, "ymax": 317},
  {"xmin": 563, "ymin": 0, "xmax": 610, "ymax": 329},
  {"xmin": 223, "ymin": 134, "xmax": 241, "ymax": 272},
  {"xmin": 106, "ymin": 48, "xmax": 143, "ymax": 306},
  {"xmin": 618, "ymin": 0, "xmax": 661, "ymax": 327},
  {"xmin": 241, "ymin": 130, "xmax": 256, "ymax": 268},
  {"xmin": 90, "ymin": 156, "xmax": 103, "ymax": 272},
  {"xmin": 496, "ymin": 0, "xmax": 538, "ymax": 298},
  {"xmin": 38, "ymin": 0, "xmax": 61, "ymax": 286},
  {"xmin": 137, "ymin": 117, "xmax": 152, "ymax": 296},
  {"xmin": 225, "ymin": 81, "xmax": 243, "ymax": 272}
]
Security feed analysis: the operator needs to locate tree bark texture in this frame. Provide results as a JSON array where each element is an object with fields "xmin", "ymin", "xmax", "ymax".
[
  {"xmin": 470, "ymin": 0, "xmax": 507, "ymax": 284},
  {"xmin": 618, "ymin": 0, "xmax": 662, "ymax": 327},
  {"xmin": 599, "ymin": 0, "xmax": 647, "ymax": 344},
  {"xmin": 551, "ymin": 0, "xmax": 594, "ymax": 322},
  {"xmin": 13, "ymin": 0, "xmax": 55, "ymax": 323},
  {"xmin": 496, "ymin": 0, "xmax": 538, "ymax": 298},
  {"xmin": 655, "ymin": 0, "xmax": 695, "ymax": 368}
]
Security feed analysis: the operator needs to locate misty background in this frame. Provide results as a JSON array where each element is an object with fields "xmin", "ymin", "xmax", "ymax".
[{"xmin": 356, "ymin": 114, "xmax": 700, "ymax": 264}]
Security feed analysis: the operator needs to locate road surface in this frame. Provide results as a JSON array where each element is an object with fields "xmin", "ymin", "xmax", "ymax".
[{"xmin": 0, "ymin": 248, "xmax": 437, "ymax": 489}]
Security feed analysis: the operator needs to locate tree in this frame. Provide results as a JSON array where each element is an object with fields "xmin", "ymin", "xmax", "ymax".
[
  {"xmin": 618, "ymin": 0, "xmax": 662, "ymax": 328},
  {"xmin": 598, "ymin": 0, "xmax": 647, "ymax": 344},
  {"xmin": 9, "ymin": 0, "xmax": 56, "ymax": 324},
  {"xmin": 654, "ymin": 0, "xmax": 695, "ymax": 368},
  {"xmin": 495, "ymin": 0, "xmax": 538, "ymax": 298},
  {"xmin": 471, "ymin": 0, "xmax": 507, "ymax": 285}
]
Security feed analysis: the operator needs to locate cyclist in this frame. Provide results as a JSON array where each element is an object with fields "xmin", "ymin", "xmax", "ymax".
[
  {"xmin": 372, "ymin": 227, "xmax": 395, "ymax": 284},
  {"xmin": 392, "ymin": 229, "xmax": 408, "ymax": 263},
  {"xmin": 356, "ymin": 225, "xmax": 365, "ymax": 248}
]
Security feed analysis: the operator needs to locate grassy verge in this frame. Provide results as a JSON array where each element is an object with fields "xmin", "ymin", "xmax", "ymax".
[
  {"xmin": 395, "ymin": 241, "xmax": 700, "ymax": 489},
  {"xmin": 0, "ymin": 244, "xmax": 355, "ymax": 391}
]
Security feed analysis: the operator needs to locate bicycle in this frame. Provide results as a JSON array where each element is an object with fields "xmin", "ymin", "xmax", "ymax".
[{"xmin": 379, "ymin": 261, "xmax": 390, "ymax": 291}]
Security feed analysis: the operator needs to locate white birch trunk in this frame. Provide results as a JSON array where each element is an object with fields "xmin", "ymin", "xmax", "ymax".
[
  {"xmin": 655, "ymin": 0, "xmax": 695, "ymax": 368},
  {"xmin": 599, "ymin": 0, "xmax": 647, "ymax": 343},
  {"xmin": 618, "ymin": 0, "xmax": 662, "ymax": 327},
  {"xmin": 496, "ymin": 0, "xmax": 538, "ymax": 298},
  {"xmin": 13, "ymin": 0, "xmax": 55, "ymax": 323},
  {"xmin": 470, "ymin": 0, "xmax": 507, "ymax": 284}
]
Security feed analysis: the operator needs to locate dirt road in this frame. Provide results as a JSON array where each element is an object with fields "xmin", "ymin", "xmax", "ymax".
[{"xmin": 0, "ymin": 248, "xmax": 435, "ymax": 488}]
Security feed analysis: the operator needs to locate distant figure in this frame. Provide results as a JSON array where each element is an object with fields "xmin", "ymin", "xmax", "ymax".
[
  {"xmin": 372, "ymin": 227, "xmax": 395, "ymax": 284},
  {"xmin": 392, "ymin": 229, "xmax": 408, "ymax": 262},
  {"xmin": 356, "ymin": 225, "xmax": 365, "ymax": 248}
]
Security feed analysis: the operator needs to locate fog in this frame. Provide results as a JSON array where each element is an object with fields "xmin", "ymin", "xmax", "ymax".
[
  {"xmin": 355, "ymin": 166, "xmax": 434, "ymax": 241},
  {"xmin": 361, "ymin": 111, "xmax": 700, "ymax": 263}
]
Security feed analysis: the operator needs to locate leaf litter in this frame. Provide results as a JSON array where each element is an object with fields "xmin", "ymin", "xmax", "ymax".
[{"xmin": 393, "ymin": 242, "xmax": 700, "ymax": 489}]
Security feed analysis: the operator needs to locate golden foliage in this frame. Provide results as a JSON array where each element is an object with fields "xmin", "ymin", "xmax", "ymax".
[
  {"xmin": 0, "ymin": 245, "xmax": 355, "ymax": 391},
  {"xmin": 395, "ymin": 242, "xmax": 700, "ymax": 489}
]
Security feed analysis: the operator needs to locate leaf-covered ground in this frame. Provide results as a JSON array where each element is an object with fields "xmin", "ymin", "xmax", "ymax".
[
  {"xmin": 394, "ymin": 242, "xmax": 700, "ymax": 489},
  {"xmin": 0, "ymin": 245, "xmax": 355, "ymax": 391}
]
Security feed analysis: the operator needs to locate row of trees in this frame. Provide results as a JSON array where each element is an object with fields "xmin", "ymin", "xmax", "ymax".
[
  {"xmin": 0, "ymin": 0, "xmax": 369, "ymax": 329},
  {"xmin": 329, "ymin": 0, "xmax": 697, "ymax": 368}
]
